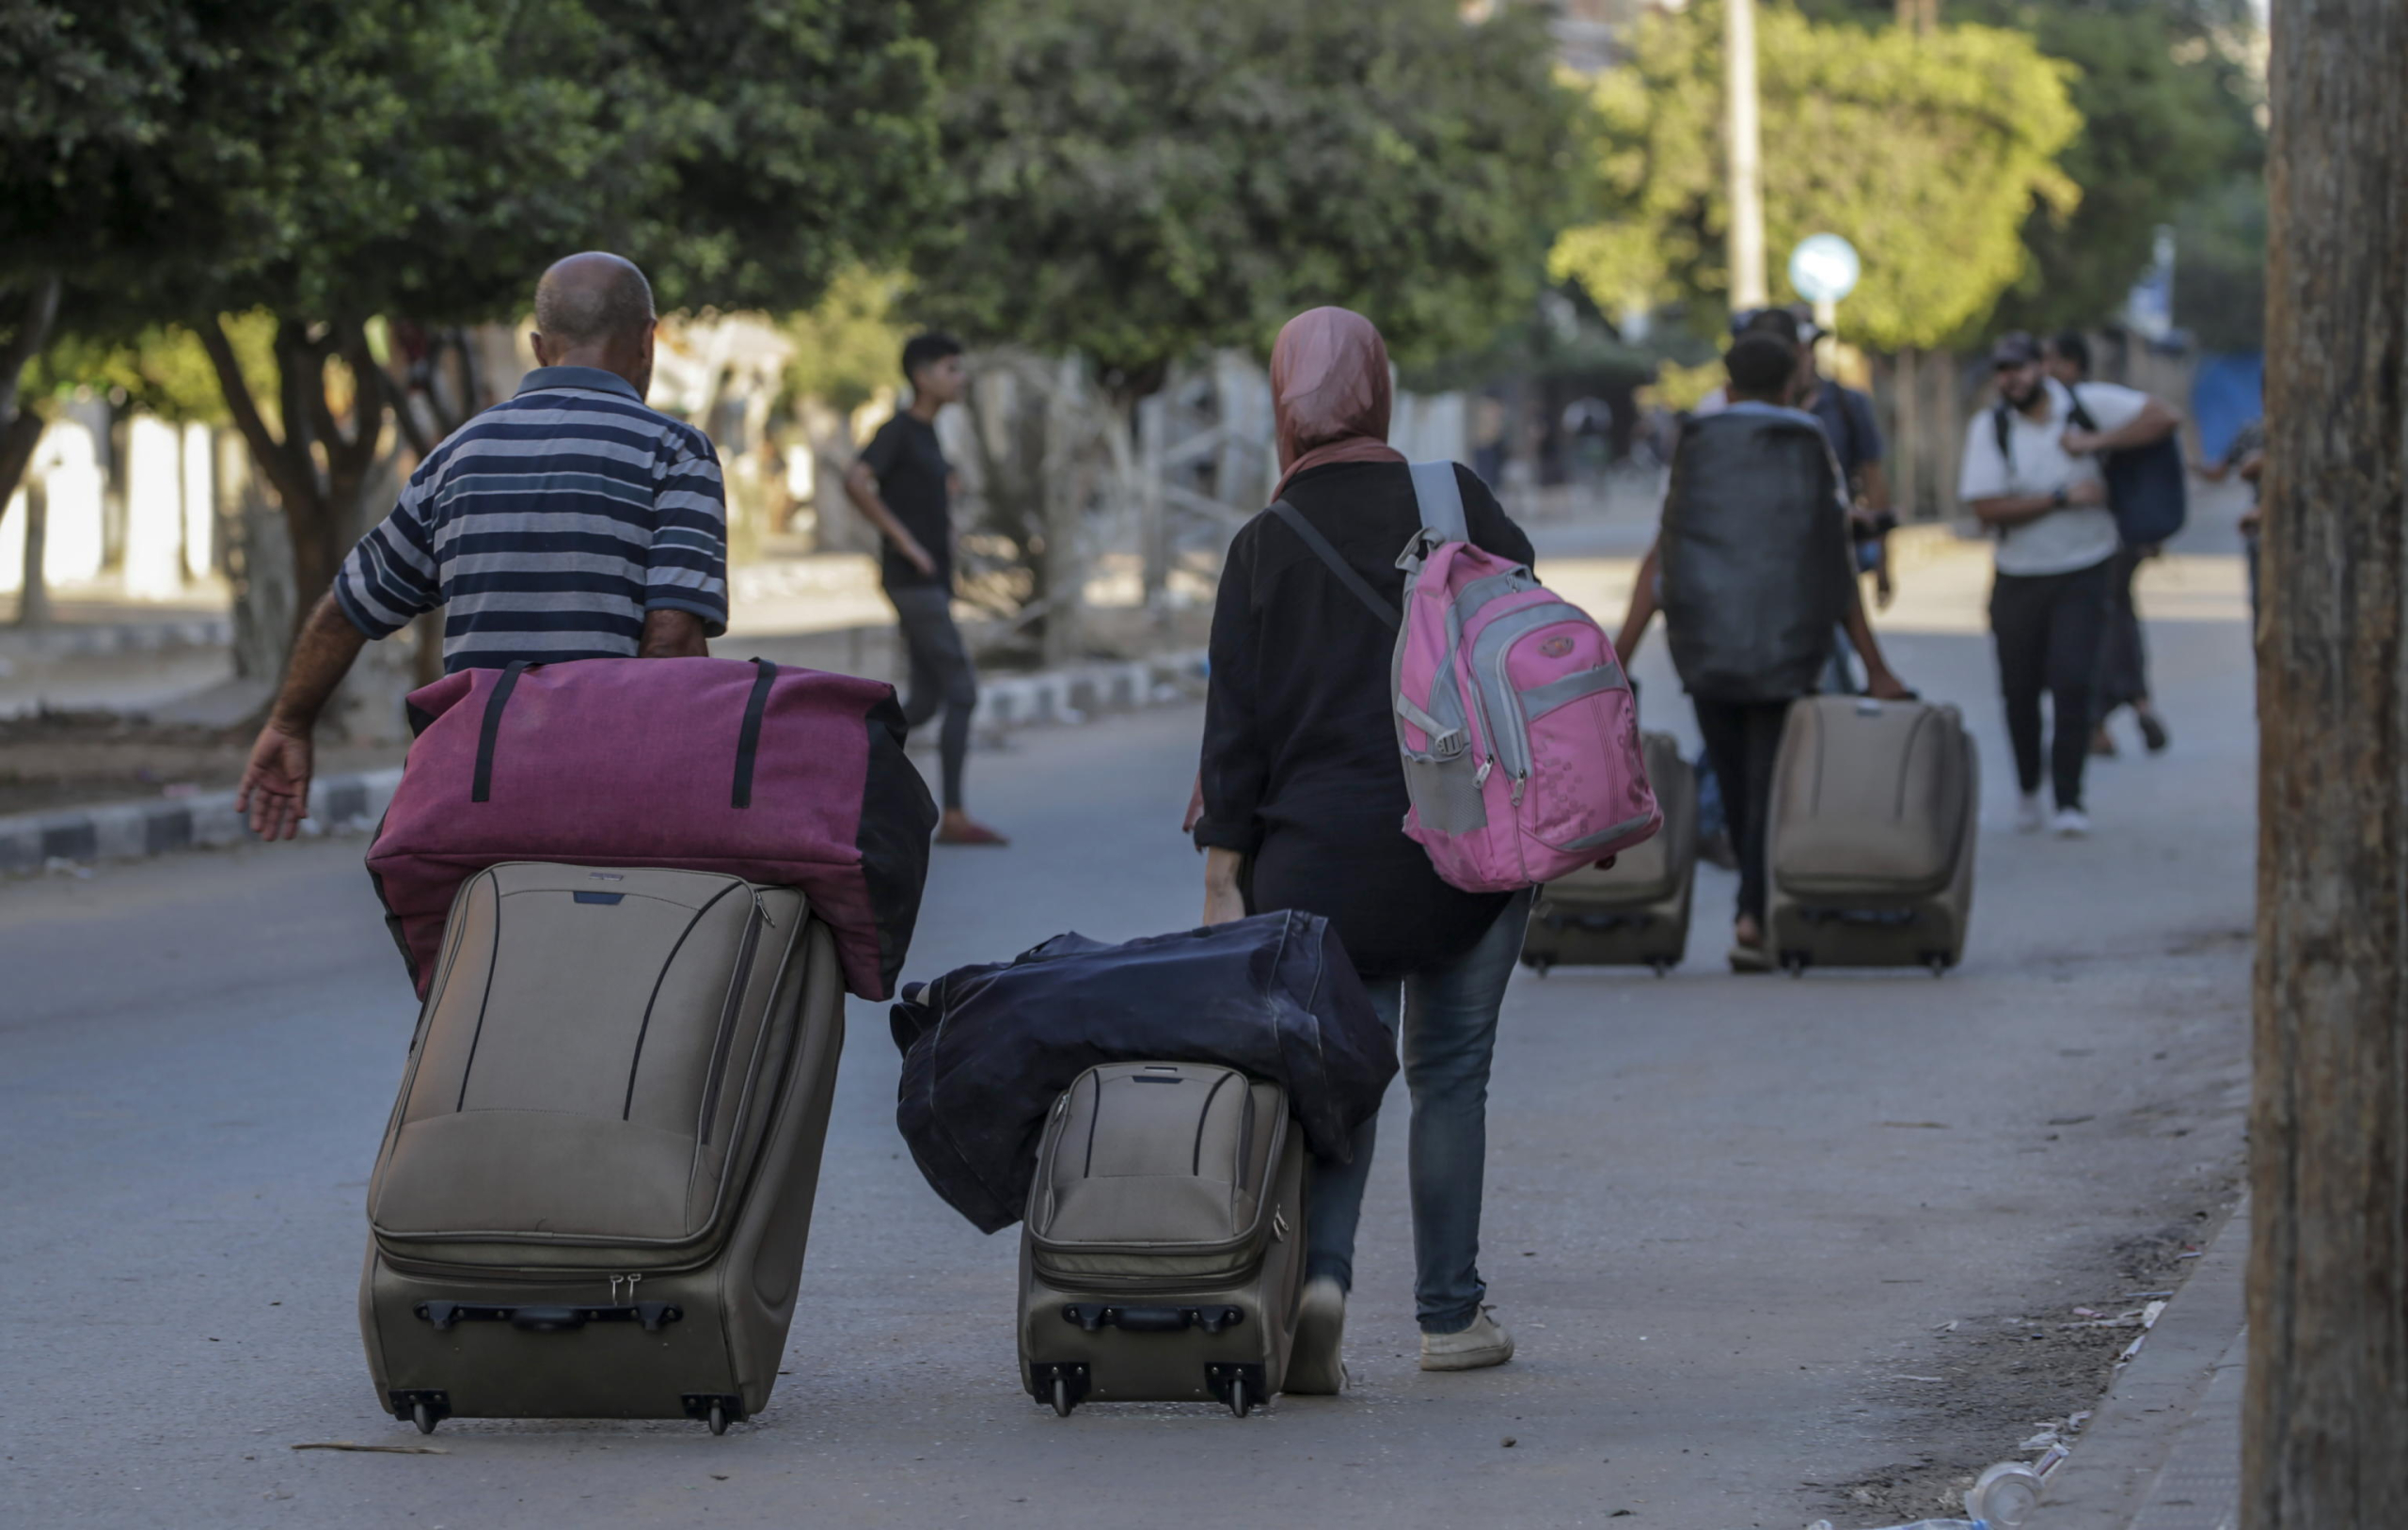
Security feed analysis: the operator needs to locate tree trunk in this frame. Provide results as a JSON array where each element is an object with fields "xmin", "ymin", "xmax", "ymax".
[
  {"xmin": 200, "ymin": 313, "xmax": 389, "ymax": 673},
  {"xmin": 2246, "ymin": 3, "xmax": 2408, "ymax": 1528},
  {"xmin": 2, "ymin": 273, "xmax": 61, "ymax": 625},
  {"xmin": 1893, "ymin": 347, "xmax": 1922, "ymax": 520}
]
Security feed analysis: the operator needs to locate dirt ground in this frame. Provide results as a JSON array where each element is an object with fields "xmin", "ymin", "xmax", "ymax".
[{"xmin": 1820, "ymin": 1178, "xmax": 2242, "ymax": 1524}]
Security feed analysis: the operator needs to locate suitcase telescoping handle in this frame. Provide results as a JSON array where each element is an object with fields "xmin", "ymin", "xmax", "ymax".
[
  {"xmin": 1059, "ymin": 1303, "xmax": 1245, "ymax": 1335},
  {"xmin": 468, "ymin": 657, "xmax": 781, "ymax": 809}
]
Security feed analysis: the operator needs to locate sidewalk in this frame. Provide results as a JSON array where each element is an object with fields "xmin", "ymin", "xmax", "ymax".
[{"xmin": 2029, "ymin": 1199, "xmax": 2246, "ymax": 1530}]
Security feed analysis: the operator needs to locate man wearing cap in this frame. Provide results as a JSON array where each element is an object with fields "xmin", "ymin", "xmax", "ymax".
[{"xmin": 1958, "ymin": 331, "xmax": 2181, "ymax": 838}]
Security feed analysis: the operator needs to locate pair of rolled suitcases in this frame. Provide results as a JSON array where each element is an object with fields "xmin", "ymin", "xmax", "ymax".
[
  {"xmin": 363, "ymin": 872, "xmax": 1323, "ymax": 1429},
  {"xmin": 1524, "ymin": 697, "xmax": 1979, "ymax": 975},
  {"xmin": 357, "ymin": 656, "xmax": 1368, "ymax": 1429}
]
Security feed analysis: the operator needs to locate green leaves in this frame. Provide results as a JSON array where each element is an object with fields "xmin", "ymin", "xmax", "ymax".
[
  {"xmin": 910, "ymin": 0, "xmax": 1580, "ymax": 389},
  {"xmin": 1553, "ymin": 5, "xmax": 2081, "ymax": 352},
  {"xmin": 0, "ymin": 0, "xmax": 944, "ymax": 331}
]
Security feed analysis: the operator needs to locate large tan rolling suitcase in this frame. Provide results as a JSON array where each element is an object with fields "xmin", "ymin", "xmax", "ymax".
[
  {"xmin": 1522, "ymin": 730, "xmax": 1698, "ymax": 975},
  {"xmin": 360, "ymin": 863, "xmax": 845, "ymax": 1435},
  {"xmin": 1765, "ymin": 696, "xmax": 1979, "ymax": 975},
  {"xmin": 1019, "ymin": 1063, "xmax": 1306, "ymax": 1418}
]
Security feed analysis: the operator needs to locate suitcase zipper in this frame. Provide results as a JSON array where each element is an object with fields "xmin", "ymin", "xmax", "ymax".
[{"xmin": 696, "ymin": 897, "xmax": 766, "ymax": 1146}]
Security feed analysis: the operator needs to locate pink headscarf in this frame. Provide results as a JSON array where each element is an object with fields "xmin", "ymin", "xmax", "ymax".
[{"xmin": 1269, "ymin": 307, "xmax": 1406, "ymax": 498}]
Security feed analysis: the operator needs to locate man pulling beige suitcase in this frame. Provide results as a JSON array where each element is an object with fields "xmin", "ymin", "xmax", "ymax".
[{"xmin": 360, "ymin": 863, "xmax": 847, "ymax": 1433}]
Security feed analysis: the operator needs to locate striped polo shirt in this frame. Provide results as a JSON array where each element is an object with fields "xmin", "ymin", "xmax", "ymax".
[{"xmin": 334, "ymin": 366, "xmax": 728, "ymax": 671}]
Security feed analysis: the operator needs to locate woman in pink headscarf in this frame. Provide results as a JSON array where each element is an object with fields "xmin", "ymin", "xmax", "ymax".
[{"xmin": 1192, "ymin": 308, "xmax": 1538, "ymax": 1390}]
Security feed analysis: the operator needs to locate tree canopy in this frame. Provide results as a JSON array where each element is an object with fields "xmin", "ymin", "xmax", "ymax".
[
  {"xmin": 1551, "ymin": 3, "xmax": 2081, "ymax": 352},
  {"xmin": 1791, "ymin": 0, "xmax": 2266, "ymax": 338},
  {"xmin": 909, "ymin": 0, "xmax": 1580, "ymax": 393},
  {"xmin": 1, "ymin": 0, "xmax": 949, "ymax": 634}
]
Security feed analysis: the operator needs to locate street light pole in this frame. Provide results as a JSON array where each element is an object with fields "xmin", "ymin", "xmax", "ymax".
[{"xmin": 1724, "ymin": 0, "xmax": 1766, "ymax": 313}]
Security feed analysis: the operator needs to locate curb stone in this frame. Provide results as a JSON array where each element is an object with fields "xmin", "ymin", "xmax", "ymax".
[
  {"xmin": 971, "ymin": 649, "xmax": 1206, "ymax": 730},
  {"xmin": 0, "ymin": 617, "xmax": 234, "ymax": 663},
  {"xmin": 0, "ymin": 649, "xmax": 1210, "ymax": 875},
  {"xmin": 0, "ymin": 766, "xmax": 404, "ymax": 875}
]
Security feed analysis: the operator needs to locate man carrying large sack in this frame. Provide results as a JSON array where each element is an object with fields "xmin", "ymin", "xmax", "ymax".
[
  {"xmin": 1613, "ymin": 332, "xmax": 1912, "ymax": 971},
  {"xmin": 236, "ymin": 253, "xmax": 726, "ymax": 840}
]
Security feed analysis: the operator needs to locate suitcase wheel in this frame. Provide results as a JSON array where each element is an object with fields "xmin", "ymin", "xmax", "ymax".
[
  {"xmin": 1780, "ymin": 952, "xmax": 1809, "ymax": 978},
  {"xmin": 1203, "ymin": 1362, "xmax": 1265, "ymax": 1418},
  {"xmin": 1923, "ymin": 953, "xmax": 1950, "ymax": 977},
  {"xmin": 681, "ymin": 1394, "xmax": 745, "ymax": 1434},
  {"xmin": 388, "ymin": 1390, "xmax": 449, "ymax": 1435},
  {"xmin": 1227, "ymin": 1374, "xmax": 1251, "ymax": 1419},
  {"xmin": 1030, "ymin": 1363, "xmax": 1090, "ymax": 1417},
  {"xmin": 1649, "ymin": 958, "xmax": 1672, "ymax": 978}
]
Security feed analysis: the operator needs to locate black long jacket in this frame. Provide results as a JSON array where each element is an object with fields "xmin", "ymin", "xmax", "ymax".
[{"xmin": 1194, "ymin": 460, "xmax": 1536, "ymax": 981}]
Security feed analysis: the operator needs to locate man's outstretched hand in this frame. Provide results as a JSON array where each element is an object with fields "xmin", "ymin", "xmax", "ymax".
[
  {"xmin": 1865, "ymin": 670, "xmax": 1917, "ymax": 702},
  {"xmin": 238, "ymin": 721, "xmax": 314, "ymax": 841}
]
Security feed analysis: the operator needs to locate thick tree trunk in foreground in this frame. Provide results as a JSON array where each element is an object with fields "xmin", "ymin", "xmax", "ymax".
[{"xmin": 2246, "ymin": 1, "xmax": 2408, "ymax": 1527}]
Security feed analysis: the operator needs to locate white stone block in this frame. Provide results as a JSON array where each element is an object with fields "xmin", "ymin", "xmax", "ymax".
[
  {"xmin": 182, "ymin": 423, "xmax": 214, "ymax": 581},
  {"xmin": 123, "ymin": 416, "xmax": 185, "ymax": 598}
]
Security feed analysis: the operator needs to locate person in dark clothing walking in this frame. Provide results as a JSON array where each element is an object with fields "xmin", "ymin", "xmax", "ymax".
[
  {"xmin": 844, "ymin": 332, "xmax": 1006, "ymax": 846},
  {"xmin": 2045, "ymin": 330, "xmax": 2171, "ymax": 759},
  {"xmin": 1193, "ymin": 307, "xmax": 1534, "ymax": 1394},
  {"xmin": 1960, "ymin": 332, "xmax": 2180, "ymax": 837},
  {"xmin": 1612, "ymin": 332, "xmax": 1911, "ymax": 971}
]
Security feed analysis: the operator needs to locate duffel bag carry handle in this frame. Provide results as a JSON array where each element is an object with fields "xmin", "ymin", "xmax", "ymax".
[
  {"xmin": 470, "ymin": 661, "xmax": 532, "ymax": 803},
  {"xmin": 732, "ymin": 657, "xmax": 777, "ymax": 809},
  {"xmin": 469, "ymin": 656, "xmax": 779, "ymax": 808}
]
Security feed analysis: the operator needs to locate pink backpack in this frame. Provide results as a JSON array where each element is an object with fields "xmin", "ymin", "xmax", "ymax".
[{"xmin": 1274, "ymin": 463, "xmax": 1659, "ymax": 892}]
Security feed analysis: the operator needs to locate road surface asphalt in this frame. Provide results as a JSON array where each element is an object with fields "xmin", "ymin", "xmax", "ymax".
[{"xmin": 2, "ymin": 533, "xmax": 2253, "ymax": 1529}]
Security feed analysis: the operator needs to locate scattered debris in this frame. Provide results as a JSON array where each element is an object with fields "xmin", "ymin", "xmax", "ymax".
[{"xmin": 290, "ymin": 1442, "xmax": 449, "ymax": 1455}]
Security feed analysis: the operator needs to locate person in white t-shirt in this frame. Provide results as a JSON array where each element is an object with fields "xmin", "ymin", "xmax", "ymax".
[{"xmin": 1957, "ymin": 331, "xmax": 2181, "ymax": 838}]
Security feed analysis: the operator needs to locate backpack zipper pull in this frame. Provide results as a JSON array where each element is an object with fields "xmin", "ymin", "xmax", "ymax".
[
  {"xmin": 1511, "ymin": 774, "xmax": 1527, "ymax": 807},
  {"xmin": 1475, "ymin": 757, "xmax": 1494, "ymax": 788}
]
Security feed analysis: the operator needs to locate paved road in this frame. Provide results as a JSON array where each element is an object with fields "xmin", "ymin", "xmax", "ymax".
[{"xmin": 2, "ymin": 540, "xmax": 2254, "ymax": 1529}]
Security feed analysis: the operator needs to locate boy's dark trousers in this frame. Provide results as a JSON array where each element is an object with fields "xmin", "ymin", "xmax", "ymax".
[
  {"xmin": 1690, "ymin": 695, "xmax": 1794, "ymax": 924},
  {"xmin": 1988, "ymin": 557, "xmax": 2112, "ymax": 811}
]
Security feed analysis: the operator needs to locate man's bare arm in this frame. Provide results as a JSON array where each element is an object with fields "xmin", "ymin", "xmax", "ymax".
[
  {"xmin": 2066, "ymin": 396, "xmax": 2182, "ymax": 456},
  {"xmin": 1971, "ymin": 476, "xmax": 2105, "ymax": 528},
  {"xmin": 842, "ymin": 460, "xmax": 937, "ymax": 576},
  {"xmin": 1613, "ymin": 541, "xmax": 1661, "ymax": 662},
  {"xmin": 237, "ymin": 593, "xmax": 369, "ymax": 840},
  {"xmin": 1855, "ymin": 459, "xmax": 1893, "ymax": 517},
  {"xmin": 639, "ymin": 607, "xmax": 708, "ymax": 657}
]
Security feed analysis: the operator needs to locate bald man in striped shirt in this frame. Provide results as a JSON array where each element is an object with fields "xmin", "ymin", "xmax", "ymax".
[{"xmin": 237, "ymin": 252, "xmax": 728, "ymax": 840}]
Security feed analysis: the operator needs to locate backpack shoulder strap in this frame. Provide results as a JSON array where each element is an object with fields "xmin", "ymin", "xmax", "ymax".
[
  {"xmin": 1408, "ymin": 461, "xmax": 1470, "ymax": 544},
  {"xmin": 2065, "ymin": 384, "xmax": 2099, "ymax": 434},
  {"xmin": 1268, "ymin": 500, "xmax": 1400, "ymax": 631},
  {"xmin": 1992, "ymin": 402, "xmax": 2014, "ymax": 465}
]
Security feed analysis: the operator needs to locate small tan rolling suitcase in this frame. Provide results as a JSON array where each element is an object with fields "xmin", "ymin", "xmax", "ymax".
[
  {"xmin": 1765, "ymin": 696, "xmax": 1979, "ymax": 975},
  {"xmin": 1522, "ymin": 730, "xmax": 1698, "ymax": 975},
  {"xmin": 1019, "ymin": 1063, "xmax": 1306, "ymax": 1417},
  {"xmin": 360, "ymin": 862, "xmax": 845, "ymax": 1435}
]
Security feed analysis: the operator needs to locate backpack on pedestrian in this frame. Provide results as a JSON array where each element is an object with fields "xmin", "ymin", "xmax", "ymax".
[
  {"xmin": 1991, "ymin": 386, "xmax": 2187, "ymax": 547},
  {"xmin": 1657, "ymin": 409, "xmax": 1855, "ymax": 702},
  {"xmin": 1271, "ymin": 462, "xmax": 1660, "ymax": 893}
]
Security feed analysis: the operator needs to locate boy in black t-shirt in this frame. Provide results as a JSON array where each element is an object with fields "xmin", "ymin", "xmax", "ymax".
[{"xmin": 843, "ymin": 333, "xmax": 1007, "ymax": 845}]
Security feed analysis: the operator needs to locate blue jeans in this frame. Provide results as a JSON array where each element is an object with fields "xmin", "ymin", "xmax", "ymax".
[{"xmin": 1305, "ymin": 891, "xmax": 1532, "ymax": 1335}]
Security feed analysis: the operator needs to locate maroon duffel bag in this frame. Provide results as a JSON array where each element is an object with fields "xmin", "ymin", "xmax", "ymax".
[{"xmin": 367, "ymin": 655, "xmax": 937, "ymax": 1002}]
